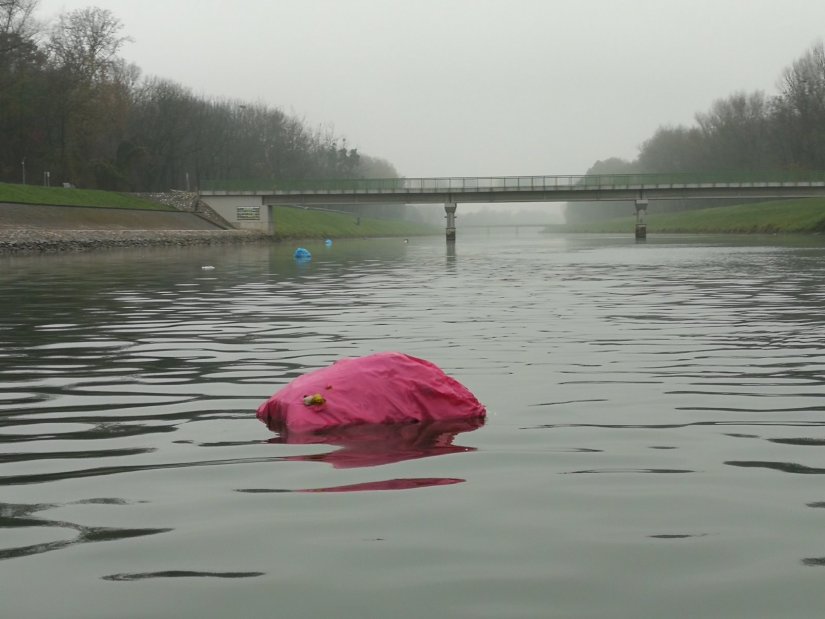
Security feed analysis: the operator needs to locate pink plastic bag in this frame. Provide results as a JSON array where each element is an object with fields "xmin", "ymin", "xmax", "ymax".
[{"xmin": 256, "ymin": 352, "xmax": 486, "ymax": 434}]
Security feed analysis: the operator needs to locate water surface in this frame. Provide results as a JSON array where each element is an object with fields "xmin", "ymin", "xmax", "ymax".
[{"xmin": 2, "ymin": 232, "xmax": 825, "ymax": 618}]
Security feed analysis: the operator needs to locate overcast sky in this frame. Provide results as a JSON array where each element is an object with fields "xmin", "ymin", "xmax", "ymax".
[{"xmin": 35, "ymin": 0, "xmax": 825, "ymax": 179}]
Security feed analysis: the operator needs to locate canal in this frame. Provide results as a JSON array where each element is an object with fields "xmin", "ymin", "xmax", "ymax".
[{"xmin": 2, "ymin": 231, "xmax": 825, "ymax": 618}]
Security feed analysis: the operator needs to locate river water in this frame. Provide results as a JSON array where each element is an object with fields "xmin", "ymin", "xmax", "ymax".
[{"xmin": 2, "ymin": 231, "xmax": 825, "ymax": 618}]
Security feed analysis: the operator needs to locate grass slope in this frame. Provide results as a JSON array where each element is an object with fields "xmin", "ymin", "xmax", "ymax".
[
  {"xmin": 0, "ymin": 183, "xmax": 173, "ymax": 210},
  {"xmin": 557, "ymin": 198, "xmax": 825, "ymax": 234},
  {"xmin": 272, "ymin": 206, "xmax": 437, "ymax": 239},
  {"xmin": 0, "ymin": 183, "xmax": 438, "ymax": 237}
]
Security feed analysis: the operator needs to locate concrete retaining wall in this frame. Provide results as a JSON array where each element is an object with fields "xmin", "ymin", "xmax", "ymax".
[{"xmin": 198, "ymin": 195, "xmax": 270, "ymax": 232}]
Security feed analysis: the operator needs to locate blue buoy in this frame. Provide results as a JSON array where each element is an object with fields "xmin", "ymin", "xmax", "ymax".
[
  {"xmin": 324, "ymin": 239, "xmax": 333, "ymax": 247},
  {"xmin": 293, "ymin": 247, "xmax": 312, "ymax": 261}
]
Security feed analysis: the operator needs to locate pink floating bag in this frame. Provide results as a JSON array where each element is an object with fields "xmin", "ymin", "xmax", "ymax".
[{"xmin": 256, "ymin": 352, "xmax": 486, "ymax": 434}]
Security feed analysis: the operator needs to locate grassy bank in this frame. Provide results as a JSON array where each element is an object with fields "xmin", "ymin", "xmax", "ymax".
[
  {"xmin": 271, "ymin": 206, "xmax": 437, "ymax": 239},
  {"xmin": 553, "ymin": 198, "xmax": 825, "ymax": 234},
  {"xmin": 0, "ymin": 182, "xmax": 438, "ymax": 239},
  {"xmin": 0, "ymin": 183, "xmax": 174, "ymax": 210}
]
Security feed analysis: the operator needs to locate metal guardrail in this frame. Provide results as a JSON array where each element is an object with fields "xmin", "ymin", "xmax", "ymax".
[{"xmin": 201, "ymin": 172, "xmax": 825, "ymax": 194}]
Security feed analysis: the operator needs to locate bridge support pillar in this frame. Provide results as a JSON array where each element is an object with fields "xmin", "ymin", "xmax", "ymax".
[
  {"xmin": 635, "ymin": 198, "xmax": 648, "ymax": 240},
  {"xmin": 445, "ymin": 202, "xmax": 457, "ymax": 242}
]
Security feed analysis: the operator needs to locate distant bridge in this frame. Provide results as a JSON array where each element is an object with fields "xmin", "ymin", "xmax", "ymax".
[
  {"xmin": 199, "ymin": 172, "xmax": 825, "ymax": 240},
  {"xmin": 463, "ymin": 223, "xmax": 551, "ymax": 229}
]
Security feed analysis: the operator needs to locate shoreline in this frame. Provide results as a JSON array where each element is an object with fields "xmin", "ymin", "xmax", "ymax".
[{"xmin": 0, "ymin": 228, "xmax": 272, "ymax": 254}]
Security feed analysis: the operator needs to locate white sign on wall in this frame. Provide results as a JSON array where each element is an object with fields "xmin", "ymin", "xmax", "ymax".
[{"xmin": 236, "ymin": 206, "xmax": 261, "ymax": 221}]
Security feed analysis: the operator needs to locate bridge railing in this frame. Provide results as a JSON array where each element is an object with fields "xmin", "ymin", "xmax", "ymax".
[{"xmin": 201, "ymin": 171, "xmax": 825, "ymax": 194}]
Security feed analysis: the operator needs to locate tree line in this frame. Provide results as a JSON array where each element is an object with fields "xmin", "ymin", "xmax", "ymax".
[
  {"xmin": 0, "ymin": 0, "xmax": 397, "ymax": 192},
  {"xmin": 566, "ymin": 41, "xmax": 825, "ymax": 223}
]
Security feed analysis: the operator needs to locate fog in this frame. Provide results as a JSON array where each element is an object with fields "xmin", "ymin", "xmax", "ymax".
[{"xmin": 35, "ymin": 0, "xmax": 825, "ymax": 183}]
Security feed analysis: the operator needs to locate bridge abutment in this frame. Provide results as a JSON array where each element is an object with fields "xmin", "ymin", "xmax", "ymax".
[{"xmin": 445, "ymin": 202, "xmax": 457, "ymax": 242}]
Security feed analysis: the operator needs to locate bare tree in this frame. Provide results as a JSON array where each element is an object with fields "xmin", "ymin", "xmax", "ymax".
[
  {"xmin": 47, "ymin": 7, "xmax": 130, "ymax": 83},
  {"xmin": 42, "ymin": 8, "xmax": 133, "ymax": 185},
  {"xmin": 774, "ymin": 41, "xmax": 825, "ymax": 169},
  {"xmin": 695, "ymin": 91, "xmax": 775, "ymax": 170},
  {"xmin": 0, "ymin": 0, "xmax": 38, "ymax": 41}
]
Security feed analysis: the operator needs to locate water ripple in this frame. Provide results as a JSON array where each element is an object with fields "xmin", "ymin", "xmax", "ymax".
[
  {"xmin": 0, "ymin": 500, "xmax": 170, "ymax": 561},
  {"xmin": 725, "ymin": 461, "xmax": 825, "ymax": 474},
  {"xmin": 562, "ymin": 468, "xmax": 694, "ymax": 475},
  {"xmin": 0, "ymin": 455, "xmax": 290, "ymax": 486},
  {"xmin": 102, "ymin": 571, "xmax": 265, "ymax": 581}
]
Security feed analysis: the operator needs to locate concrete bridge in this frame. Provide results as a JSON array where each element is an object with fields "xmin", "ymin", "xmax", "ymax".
[{"xmin": 199, "ymin": 173, "xmax": 825, "ymax": 240}]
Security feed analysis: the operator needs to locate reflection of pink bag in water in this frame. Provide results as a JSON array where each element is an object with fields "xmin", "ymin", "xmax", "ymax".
[
  {"xmin": 256, "ymin": 352, "xmax": 486, "ymax": 433},
  {"xmin": 269, "ymin": 417, "xmax": 485, "ymax": 468}
]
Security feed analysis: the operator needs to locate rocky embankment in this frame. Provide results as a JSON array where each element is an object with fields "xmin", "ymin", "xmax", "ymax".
[{"xmin": 0, "ymin": 228, "xmax": 271, "ymax": 254}]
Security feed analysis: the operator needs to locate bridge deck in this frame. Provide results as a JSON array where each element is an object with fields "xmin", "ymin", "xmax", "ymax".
[{"xmin": 200, "ymin": 173, "xmax": 825, "ymax": 205}]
